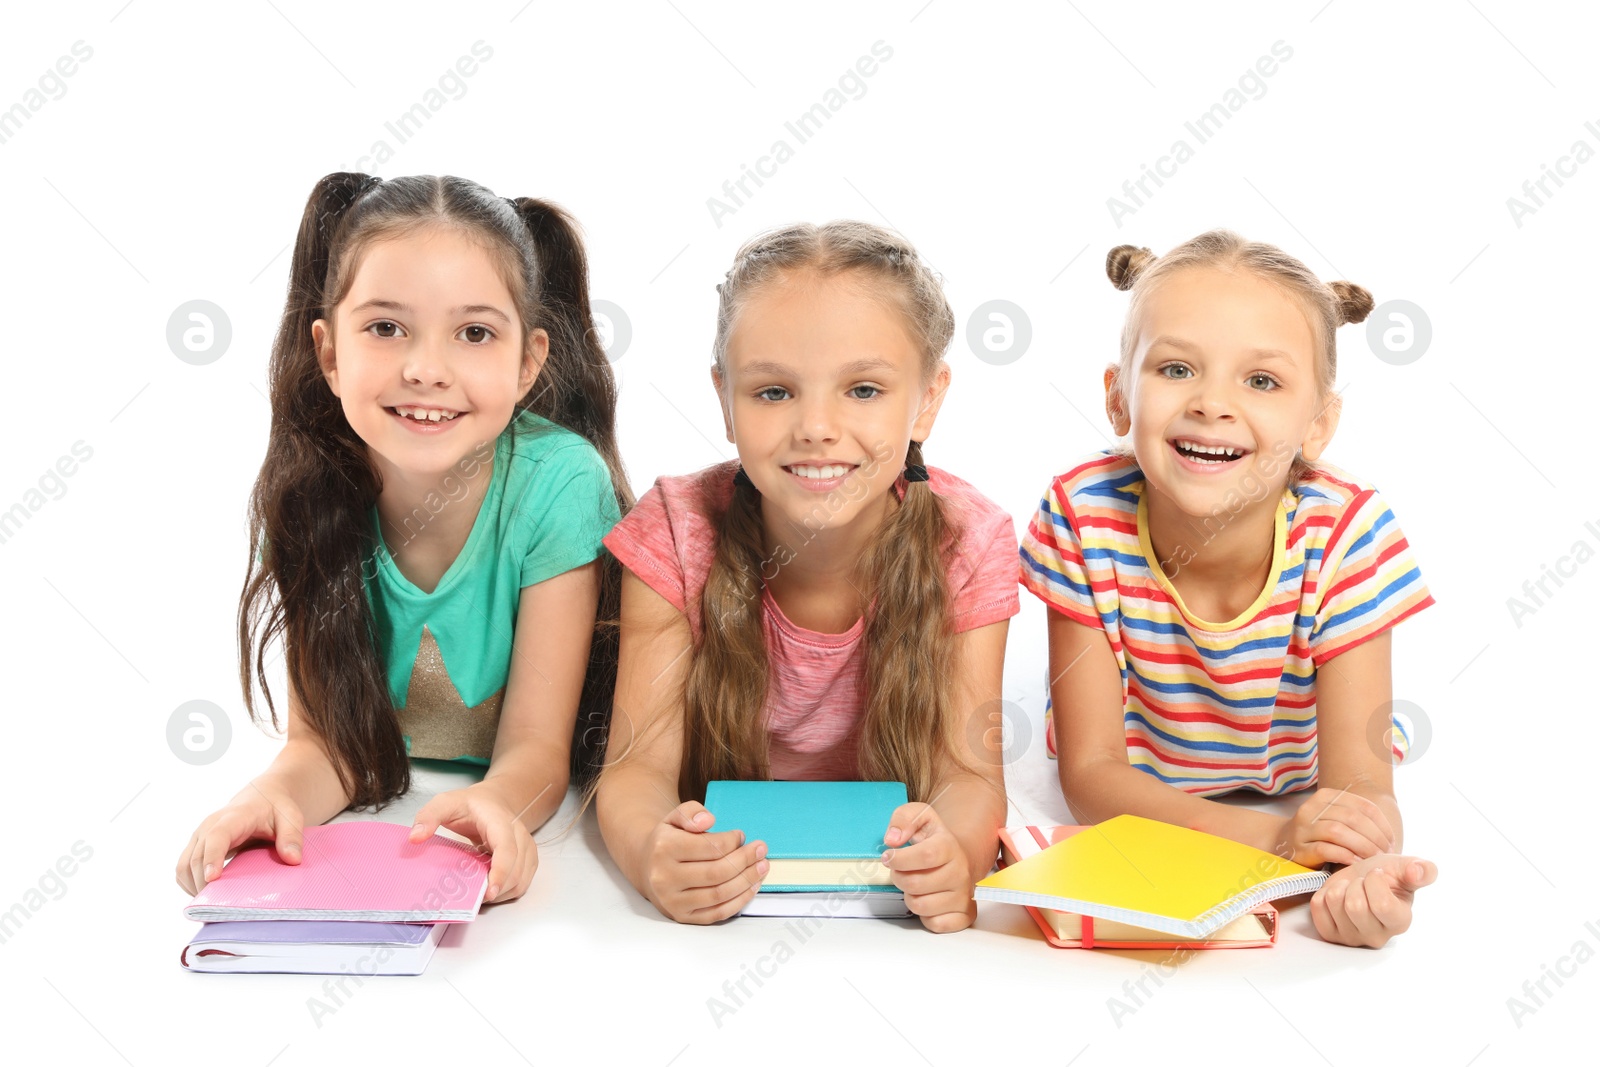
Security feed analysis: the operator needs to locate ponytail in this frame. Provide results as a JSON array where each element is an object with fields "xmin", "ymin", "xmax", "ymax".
[
  {"xmin": 503, "ymin": 196, "xmax": 634, "ymax": 789},
  {"xmin": 240, "ymin": 171, "xmax": 407, "ymax": 810}
]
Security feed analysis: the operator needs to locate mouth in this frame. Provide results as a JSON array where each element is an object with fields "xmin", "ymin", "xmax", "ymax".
[
  {"xmin": 1168, "ymin": 437, "xmax": 1251, "ymax": 470},
  {"xmin": 386, "ymin": 405, "xmax": 463, "ymax": 425},
  {"xmin": 781, "ymin": 462, "xmax": 859, "ymax": 490}
]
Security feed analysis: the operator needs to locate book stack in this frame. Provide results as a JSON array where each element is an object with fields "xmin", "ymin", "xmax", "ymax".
[
  {"xmin": 180, "ymin": 821, "xmax": 489, "ymax": 975},
  {"xmin": 977, "ymin": 815, "xmax": 1329, "ymax": 949},
  {"xmin": 704, "ymin": 780, "xmax": 912, "ymax": 919}
]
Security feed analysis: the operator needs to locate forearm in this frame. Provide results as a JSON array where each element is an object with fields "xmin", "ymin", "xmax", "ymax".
[
  {"xmin": 248, "ymin": 738, "xmax": 354, "ymax": 829},
  {"xmin": 477, "ymin": 738, "xmax": 571, "ymax": 832},
  {"xmin": 930, "ymin": 774, "xmax": 1006, "ymax": 882},
  {"xmin": 1063, "ymin": 755, "xmax": 1285, "ymax": 855},
  {"xmin": 596, "ymin": 763, "xmax": 681, "ymax": 896}
]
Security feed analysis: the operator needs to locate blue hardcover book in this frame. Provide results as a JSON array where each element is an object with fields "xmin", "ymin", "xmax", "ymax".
[{"xmin": 703, "ymin": 780, "xmax": 909, "ymax": 901}]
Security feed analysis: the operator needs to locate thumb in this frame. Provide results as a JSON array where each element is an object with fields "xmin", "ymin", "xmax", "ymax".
[
  {"xmin": 1399, "ymin": 857, "xmax": 1438, "ymax": 891},
  {"xmin": 410, "ymin": 795, "xmax": 459, "ymax": 842},
  {"xmin": 274, "ymin": 806, "xmax": 305, "ymax": 864},
  {"xmin": 665, "ymin": 801, "xmax": 713, "ymax": 834}
]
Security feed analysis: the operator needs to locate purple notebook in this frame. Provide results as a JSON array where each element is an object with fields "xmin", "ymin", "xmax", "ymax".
[{"xmin": 181, "ymin": 920, "xmax": 446, "ymax": 974}]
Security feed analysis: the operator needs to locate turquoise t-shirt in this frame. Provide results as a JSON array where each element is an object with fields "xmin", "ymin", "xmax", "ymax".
[{"xmin": 363, "ymin": 410, "xmax": 620, "ymax": 765}]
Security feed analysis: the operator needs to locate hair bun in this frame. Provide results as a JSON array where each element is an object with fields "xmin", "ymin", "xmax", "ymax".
[
  {"xmin": 1329, "ymin": 281, "xmax": 1374, "ymax": 325},
  {"xmin": 1106, "ymin": 245, "xmax": 1155, "ymax": 291}
]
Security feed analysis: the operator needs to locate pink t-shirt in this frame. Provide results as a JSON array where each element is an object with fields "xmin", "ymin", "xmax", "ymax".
[{"xmin": 602, "ymin": 460, "xmax": 1020, "ymax": 780}]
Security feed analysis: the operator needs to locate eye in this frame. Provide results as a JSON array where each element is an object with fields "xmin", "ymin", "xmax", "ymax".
[
  {"xmin": 755, "ymin": 386, "xmax": 790, "ymax": 402},
  {"xmin": 848, "ymin": 384, "xmax": 881, "ymax": 400},
  {"xmin": 1157, "ymin": 362, "xmax": 1192, "ymax": 380},
  {"xmin": 367, "ymin": 320, "xmax": 403, "ymax": 339},
  {"xmin": 1247, "ymin": 373, "xmax": 1280, "ymax": 391},
  {"xmin": 460, "ymin": 325, "xmax": 494, "ymax": 344}
]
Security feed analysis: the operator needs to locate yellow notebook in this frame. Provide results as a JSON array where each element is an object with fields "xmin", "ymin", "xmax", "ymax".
[{"xmin": 975, "ymin": 814, "xmax": 1328, "ymax": 939}]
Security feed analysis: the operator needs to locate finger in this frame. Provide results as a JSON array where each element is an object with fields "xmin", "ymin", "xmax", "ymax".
[
  {"xmin": 1323, "ymin": 879, "xmax": 1360, "ymax": 945},
  {"xmin": 480, "ymin": 816, "xmax": 520, "ymax": 903},
  {"xmin": 1364, "ymin": 866, "xmax": 1413, "ymax": 936},
  {"xmin": 273, "ymin": 806, "xmax": 305, "ymax": 864},
  {"xmin": 891, "ymin": 863, "xmax": 958, "ymax": 897},
  {"xmin": 1321, "ymin": 803, "xmax": 1394, "ymax": 855},
  {"xmin": 1304, "ymin": 841, "xmax": 1362, "ymax": 868},
  {"xmin": 1306, "ymin": 817, "xmax": 1385, "ymax": 861},
  {"xmin": 664, "ymin": 801, "xmax": 715, "ymax": 834},
  {"xmin": 496, "ymin": 836, "xmax": 539, "ymax": 904},
  {"xmin": 410, "ymin": 795, "xmax": 462, "ymax": 843},
  {"xmin": 177, "ymin": 833, "xmax": 202, "ymax": 895},
  {"xmin": 918, "ymin": 897, "xmax": 977, "ymax": 933},
  {"xmin": 198, "ymin": 819, "xmax": 254, "ymax": 892},
  {"xmin": 665, "ymin": 826, "xmax": 748, "ymax": 864},
  {"xmin": 1309, "ymin": 889, "xmax": 1341, "ymax": 943},
  {"xmin": 683, "ymin": 857, "xmax": 769, "ymax": 916},
  {"xmin": 679, "ymin": 840, "xmax": 767, "ymax": 891},
  {"xmin": 685, "ymin": 873, "xmax": 764, "ymax": 925},
  {"xmin": 884, "ymin": 802, "xmax": 941, "ymax": 848},
  {"xmin": 904, "ymin": 888, "xmax": 970, "ymax": 920},
  {"xmin": 1340, "ymin": 874, "xmax": 1385, "ymax": 947},
  {"xmin": 881, "ymin": 832, "xmax": 955, "ymax": 874}
]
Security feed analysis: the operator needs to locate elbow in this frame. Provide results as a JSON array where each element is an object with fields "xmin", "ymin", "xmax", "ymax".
[{"xmin": 1057, "ymin": 752, "xmax": 1124, "ymax": 825}]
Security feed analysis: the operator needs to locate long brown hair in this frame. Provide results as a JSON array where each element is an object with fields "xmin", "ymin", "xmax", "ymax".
[
  {"xmin": 678, "ymin": 221, "xmax": 967, "ymax": 804},
  {"xmin": 239, "ymin": 172, "xmax": 631, "ymax": 810}
]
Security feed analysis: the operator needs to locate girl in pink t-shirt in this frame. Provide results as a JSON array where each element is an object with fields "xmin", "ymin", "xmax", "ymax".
[{"xmin": 596, "ymin": 221, "xmax": 1019, "ymax": 930}]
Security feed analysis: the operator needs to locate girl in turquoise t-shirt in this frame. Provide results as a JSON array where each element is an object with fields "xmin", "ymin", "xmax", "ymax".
[{"xmin": 175, "ymin": 173, "xmax": 631, "ymax": 905}]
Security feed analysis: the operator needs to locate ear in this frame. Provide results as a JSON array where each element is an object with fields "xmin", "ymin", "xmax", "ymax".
[
  {"xmin": 519, "ymin": 327, "xmax": 550, "ymax": 399},
  {"xmin": 910, "ymin": 360, "xmax": 952, "ymax": 442},
  {"xmin": 312, "ymin": 318, "xmax": 340, "ymax": 397},
  {"xmin": 1103, "ymin": 364, "xmax": 1131, "ymax": 436},
  {"xmin": 710, "ymin": 365, "xmax": 735, "ymax": 444},
  {"xmin": 1299, "ymin": 390, "xmax": 1342, "ymax": 463}
]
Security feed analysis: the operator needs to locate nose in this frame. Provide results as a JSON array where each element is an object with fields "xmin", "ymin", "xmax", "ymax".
[
  {"xmin": 1187, "ymin": 379, "xmax": 1234, "ymax": 421},
  {"xmin": 795, "ymin": 392, "xmax": 840, "ymax": 445},
  {"xmin": 401, "ymin": 336, "xmax": 452, "ymax": 389}
]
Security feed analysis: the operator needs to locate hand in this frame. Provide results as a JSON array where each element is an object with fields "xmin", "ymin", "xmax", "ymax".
[
  {"xmin": 1276, "ymin": 787, "xmax": 1397, "ymax": 867},
  {"xmin": 641, "ymin": 801, "xmax": 767, "ymax": 924},
  {"xmin": 1311, "ymin": 854, "xmax": 1437, "ymax": 948},
  {"xmin": 409, "ymin": 785, "xmax": 537, "ymax": 904},
  {"xmin": 881, "ymin": 802, "xmax": 976, "ymax": 933},
  {"xmin": 176, "ymin": 781, "xmax": 304, "ymax": 896}
]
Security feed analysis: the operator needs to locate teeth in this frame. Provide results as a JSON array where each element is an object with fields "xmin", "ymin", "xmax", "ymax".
[
  {"xmin": 1176, "ymin": 439, "xmax": 1242, "ymax": 458},
  {"xmin": 395, "ymin": 406, "xmax": 459, "ymax": 422},
  {"xmin": 789, "ymin": 464, "xmax": 853, "ymax": 480}
]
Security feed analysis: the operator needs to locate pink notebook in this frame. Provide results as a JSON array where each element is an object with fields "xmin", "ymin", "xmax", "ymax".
[{"xmin": 184, "ymin": 822, "xmax": 490, "ymax": 923}]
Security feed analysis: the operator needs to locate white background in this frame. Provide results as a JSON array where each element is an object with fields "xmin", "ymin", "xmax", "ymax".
[{"xmin": 1, "ymin": 1, "xmax": 1595, "ymax": 1064}]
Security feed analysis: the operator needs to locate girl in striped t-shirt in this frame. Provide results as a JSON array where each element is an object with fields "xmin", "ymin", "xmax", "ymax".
[{"xmin": 1021, "ymin": 230, "xmax": 1437, "ymax": 948}]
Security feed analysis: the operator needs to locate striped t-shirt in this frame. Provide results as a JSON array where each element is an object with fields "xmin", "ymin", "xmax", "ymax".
[{"xmin": 1019, "ymin": 451, "xmax": 1433, "ymax": 797}]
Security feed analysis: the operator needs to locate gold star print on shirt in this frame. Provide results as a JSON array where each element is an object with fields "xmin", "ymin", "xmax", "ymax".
[{"xmin": 395, "ymin": 625, "xmax": 504, "ymax": 762}]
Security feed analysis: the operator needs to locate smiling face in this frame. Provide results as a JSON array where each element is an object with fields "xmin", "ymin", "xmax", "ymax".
[
  {"xmin": 312, "ymin": 225, "xmax": 546, "ymax": 480},
  {"xmin": 713, "ymin": 268, "xmax": 949, "ymax": 541},
  {"xmin": 1108, "ymin": 265, "xmax": 1338, "ymax": 519}
]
